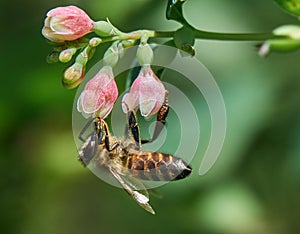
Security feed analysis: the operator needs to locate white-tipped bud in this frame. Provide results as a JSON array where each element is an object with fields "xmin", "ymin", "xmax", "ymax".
[
  {"xmin": 89, "ymin": 37, "xmax": 102, "ymax": 47},
  {"xmin": 59, "ymin": 48, "xmax": 77, "ymax": 63}
]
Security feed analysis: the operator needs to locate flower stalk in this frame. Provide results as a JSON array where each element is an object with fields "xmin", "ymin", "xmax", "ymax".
[{"xmin": 41, "ymin": 5, "xmax": 300, "ymax": 119}]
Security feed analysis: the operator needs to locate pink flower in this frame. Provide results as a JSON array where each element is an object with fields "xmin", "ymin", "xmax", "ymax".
[
  {"xmin": 42, "ymin": 5, "xmax": 94, "ymax": 42},
  {"xmin": 77, "ymin": 66, "xmax": 118, "ymax": 119},
  {"xmin": 122, "ymin": 66, "xmax": 166, "ymax": 117}
]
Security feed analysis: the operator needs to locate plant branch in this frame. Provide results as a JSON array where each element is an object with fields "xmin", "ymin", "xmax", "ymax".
[{"xmin": 154, "ymin": 28, "xmax": 287, "ymax": 41}]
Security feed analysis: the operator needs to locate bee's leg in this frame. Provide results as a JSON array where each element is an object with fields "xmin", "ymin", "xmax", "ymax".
[
  {"xmin": 125, "ymin": 91, "xmax": 169, "ymax": 147},
  {"xmin": 127, "ymin": 110, "xmax": 141, "ymax": 148},
  {"xmin": 122, "ymin": 101, "xmax": 141, "ymax": 148},
  {"xmin": 141, "ymin": 93, "xmax": 169, "ymax": 144},
  {"xmin": 102, "ymin": 120, "xmax": 119, "ymax": 151}
]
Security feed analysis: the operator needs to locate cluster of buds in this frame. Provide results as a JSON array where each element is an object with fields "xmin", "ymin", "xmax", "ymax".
[
  {"xmin": 62, "ymin": 37, "xmax": 101, "ymax": 89},
  {"xmin": 41, "ymin": 5, "xmax": 166, "ymax": 120},
  {"xmin": 42, "ymin": 5, "xmax": 117, "ymax": 89}
]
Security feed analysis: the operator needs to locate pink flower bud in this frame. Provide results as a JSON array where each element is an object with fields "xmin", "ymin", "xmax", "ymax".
[
  {"xmin": 77, "ymin": 66, "xmax": 118, "ymax": 119},
  {"xmin": 42, "ymin": 5, "xmax": 94, "ymax": 43},
  {"xmin": 63, "ymin": 62, "xmax": 85, "ymax": 89},
  {"xmin": 122, "ymin": 66, "xmax": 166, "ymax": 117},
  {"xmin": 59, "ymin": 48, "xmax": 77, "ymax": 62}
]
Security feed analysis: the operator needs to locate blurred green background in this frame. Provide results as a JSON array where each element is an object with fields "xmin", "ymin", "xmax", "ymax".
[{"xmin": 1, "ymin": 0, "xmax": 300, "ymax": 233}]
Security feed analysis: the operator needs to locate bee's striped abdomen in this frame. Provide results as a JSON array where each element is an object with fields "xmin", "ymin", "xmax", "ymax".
[{"xmin": 123, "ymin": 152, "xmax": 192, "ymax": 181}]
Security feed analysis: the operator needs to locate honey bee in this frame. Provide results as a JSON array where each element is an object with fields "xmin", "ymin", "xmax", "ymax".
[{"xmin": 78, "ymin": 98, "xmax": 192, "ymax": 214}]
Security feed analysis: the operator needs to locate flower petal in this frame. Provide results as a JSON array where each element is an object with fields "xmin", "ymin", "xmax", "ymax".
[
  {"xmin": 77, "ymin": 66, "xmax": 118, "ymax": 119},
  {"xmin": 122, "ymin": 93, "xmax": 138, "ymax": 113},
  {"xmin": 82, "ymin": 90, "xmax": 105, "ymax": 113},
  {"xmin": 138, "ymin": 67, "xmax": 166, "ymax": 117},
  {"xmin": 139, "ymin": 99, "xmax": 157, "ymax": 117}
]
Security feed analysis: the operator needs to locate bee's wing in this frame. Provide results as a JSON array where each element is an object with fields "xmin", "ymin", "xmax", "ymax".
[
  {"xmin": 78, "ymin": 134, "xmax": 98, "ymax": 166},
  {"xmin": 108, "ymin": 167, "xmax": 155, "ymax": 215},
  {"xmin": 148, "ymin": 189, "xmax": 163, "ymax": 199}
]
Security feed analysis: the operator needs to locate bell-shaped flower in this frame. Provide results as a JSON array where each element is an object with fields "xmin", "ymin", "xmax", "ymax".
[
  {"xmin": 77, "ymin": 66, "xmax": 118, "ymax": 119},
  {"xmin": 122, "ymin": 66, "xmax": 166, "ymax": 117},
  {"xmin": 42, "ymin": 5, "xmax": 94, "ymax": 42}
]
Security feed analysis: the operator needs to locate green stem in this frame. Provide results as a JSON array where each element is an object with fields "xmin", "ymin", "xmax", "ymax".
[
  {"xmin": 154, "ymin": 29, "xmax": 286, "ymax": 41},
  {"xmin": 95, "ymin": 28, "xmax": 287, "ymax": 44},
  {"xmin": 193, "ymin": 29, "xmax": 279, "ymax": 41}
]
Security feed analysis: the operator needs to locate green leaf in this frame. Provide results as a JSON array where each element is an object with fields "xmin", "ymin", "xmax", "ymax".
[
  {"xmin": 274, "ymin": 0, "xmax": 300, "ymax": 18},
  {"xmin": 173, "ymin": 26, "xmax": 195, "ymax": 56},
  {"xmin": 166, "ymin": 0, "xmax": 188, "ymax": 25}
]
